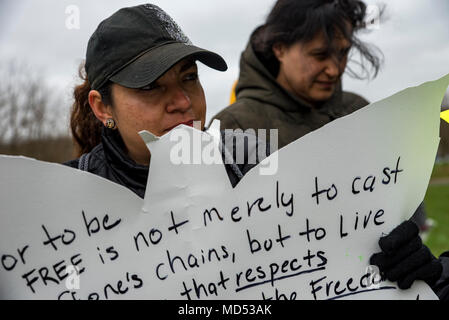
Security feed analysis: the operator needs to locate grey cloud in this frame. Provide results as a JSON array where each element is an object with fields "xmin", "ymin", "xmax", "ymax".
[{"xmin": 1, "ymin": 0, "xmax": 448, "ymax": 124}]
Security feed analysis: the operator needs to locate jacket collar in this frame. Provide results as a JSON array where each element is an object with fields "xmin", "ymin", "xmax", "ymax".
[{"xmin": 101, "ymin": 127, "xmax": 149, "ymax": 190}]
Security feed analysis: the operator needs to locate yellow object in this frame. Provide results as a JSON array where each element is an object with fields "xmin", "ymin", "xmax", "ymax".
[
  {"xmin": 442, "ymin": 110, "xmax": 449, "ymax": 123},
  {"xmin": 229, "ymin": 80, "xmax": 238, "ymax": 104}
]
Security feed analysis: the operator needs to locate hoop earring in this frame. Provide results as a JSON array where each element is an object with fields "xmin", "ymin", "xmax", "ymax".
[{"xmin": 105, "ymin": 118, "xmax": 117, "ymax": 130}]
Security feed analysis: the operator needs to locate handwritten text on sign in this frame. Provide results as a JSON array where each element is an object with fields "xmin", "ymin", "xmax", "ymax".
[{"xmin": 1, "ymin": 75, "xmax": 448, "ymax": 299}]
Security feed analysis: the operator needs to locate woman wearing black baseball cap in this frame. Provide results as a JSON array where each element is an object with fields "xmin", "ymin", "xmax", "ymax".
[{"xmin": 66, "ymin": 4, "xmax": 263, "ymax": 197}]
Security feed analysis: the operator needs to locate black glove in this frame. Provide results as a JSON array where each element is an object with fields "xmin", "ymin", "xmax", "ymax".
[{"xmin": 370, "ymin": 220, "xmax": 443, "ymax": 290}]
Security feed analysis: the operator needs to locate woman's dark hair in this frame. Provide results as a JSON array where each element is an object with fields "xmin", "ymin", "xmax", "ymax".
[
  {"xmin": 252, "ymin": 0, "xmax": 383, "ymax": 79},
  {"xmin": 70, "ymin": 62, "xmax": 113, "ymax": 156}
]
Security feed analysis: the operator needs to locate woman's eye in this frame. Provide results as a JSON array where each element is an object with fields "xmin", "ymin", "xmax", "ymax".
[
  {"xmin": 314, "ymin": 53, "xmax": 327, "ymax": 61},
  {"xmin": 184, "ymin": 72, "xmax": 199, "ymax": 81},
  {"xmin": 140, "ymin": 83, "xmax": 159, "ymax": 91}
]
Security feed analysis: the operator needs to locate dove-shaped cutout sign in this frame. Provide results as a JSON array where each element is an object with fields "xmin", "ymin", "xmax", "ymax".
[{"xmin": 0, "ymin": 74, "xmax": 448, "ymax": 300}]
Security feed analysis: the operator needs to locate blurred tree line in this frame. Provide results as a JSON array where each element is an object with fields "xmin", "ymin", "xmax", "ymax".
[
  {"xmin": 0, "ymin": 61, "xmax": 75, "ymax": 163},
  {"xmin": 0, "ymin": 60, "xmax": 448, "ymax": 164}
]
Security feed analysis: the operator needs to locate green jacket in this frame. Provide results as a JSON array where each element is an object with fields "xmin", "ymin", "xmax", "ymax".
[{"xmin": 211, "ymin": 41, "xmax": 370, "ymax": 149}]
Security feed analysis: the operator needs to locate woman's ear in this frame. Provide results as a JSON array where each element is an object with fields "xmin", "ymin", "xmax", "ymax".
[
  {"xmin": 272, "ymin": 42, "xmax": 286, "ymax": 60},
  {"xmin": 88, "ymin": 90, "xmax": 113, "ymax": 125}
]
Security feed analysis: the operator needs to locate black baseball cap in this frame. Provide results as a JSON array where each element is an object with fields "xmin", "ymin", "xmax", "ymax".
[{"xmin": 85, "ymin": 4, "xmax": 228, "ymax": 90}]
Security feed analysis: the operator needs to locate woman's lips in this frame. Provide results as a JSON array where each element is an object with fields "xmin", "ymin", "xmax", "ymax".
[
  {"xmin": 165, "ymin": 120, "xmax": 195, "ymax": 132},
  {"xmin": 315, "ymin": 81, "xmax": 335, "ymax": 89}
]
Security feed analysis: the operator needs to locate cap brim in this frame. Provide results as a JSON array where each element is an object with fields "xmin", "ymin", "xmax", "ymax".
[{"xmin": 109, "ymin": 42, "xmax": 227, "ymax": 88}]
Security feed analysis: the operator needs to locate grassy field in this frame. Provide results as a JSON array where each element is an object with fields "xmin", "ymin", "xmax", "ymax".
[
  {"xmin": 423, "ymin": 162, "xmax": 449, "ymax": 257},
  {"xmin": 430, "ymin": 162, "xmax": 449, "ymax": 180}
]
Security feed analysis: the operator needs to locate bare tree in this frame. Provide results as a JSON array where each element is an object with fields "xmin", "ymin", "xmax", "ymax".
[
  {"xmin": 0, "ymin": 60, "xmax": 74, "ymax": 162},
  {"xmin": 0, "ymin": 60, "xmax": 65, "ymax": 144}
]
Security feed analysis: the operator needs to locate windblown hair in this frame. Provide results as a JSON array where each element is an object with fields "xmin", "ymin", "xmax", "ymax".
[
  {"xmin": 70, "ymin": 62, "xmax": 113, "ymax": 156},
  {"xmin": 251, "ymin": 0, "xmax": 384, "ymax": 79}
]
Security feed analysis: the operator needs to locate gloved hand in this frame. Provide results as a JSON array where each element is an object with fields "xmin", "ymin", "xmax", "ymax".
[{"xmin": 370, "ymin": 220, "xmax": 443, "ymax": 289}]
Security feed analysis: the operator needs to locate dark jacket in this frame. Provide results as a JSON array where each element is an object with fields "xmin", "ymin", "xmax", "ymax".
[
  {"xmin": 211, "ymin": 41, "xmax": 369, "ymax": 149},
  {"xmin": 65, "ymin": 127, "xmax": 266, "ymax": 198}
]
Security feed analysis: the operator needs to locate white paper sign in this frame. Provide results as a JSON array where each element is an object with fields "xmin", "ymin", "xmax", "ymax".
[{"xmin": 0, "ymin": 75, "xmax": 448, "ymax": 300}]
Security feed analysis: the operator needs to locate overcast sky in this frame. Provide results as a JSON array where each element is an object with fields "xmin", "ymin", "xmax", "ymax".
[{"xmin": 1, "ymin": 0, "xmax": 448, "ymax": 127}]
